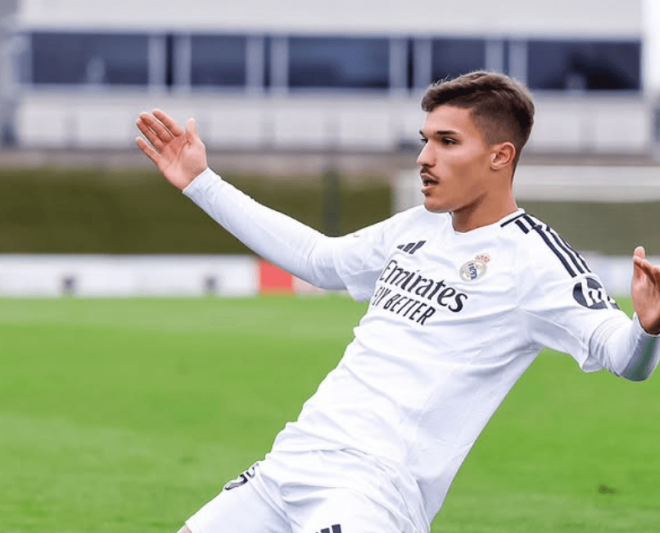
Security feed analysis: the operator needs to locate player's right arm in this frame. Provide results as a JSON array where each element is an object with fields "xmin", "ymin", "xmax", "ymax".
[{"xmin": 135, "ymin": 109, "xmax": 393, "ymax": 297}]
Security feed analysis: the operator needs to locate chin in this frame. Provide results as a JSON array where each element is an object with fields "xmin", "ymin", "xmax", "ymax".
[{"xmin": 423, "ymin": 198, "xmax": 450, "ymax": 213}]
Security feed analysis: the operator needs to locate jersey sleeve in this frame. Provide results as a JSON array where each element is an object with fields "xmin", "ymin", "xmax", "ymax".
[
  {"xmin": 183, "ymin": 168, "xmax": 412, "ymax": 302},
  {"xmin": 183, "ymin": 169, "xmax": 345, "ymax": 290},
  {"xmin": 518, "ymin": 238, "xmax": 629, "ymax": 373}
]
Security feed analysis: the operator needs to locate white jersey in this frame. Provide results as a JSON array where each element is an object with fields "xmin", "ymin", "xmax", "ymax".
[
  {"xmin": 183, "ymin": 170, "xmax": 657, "ymax": 532},
  {"xmin": 270, "ymin": 206, "xmax": 626, "ymax": 526}
]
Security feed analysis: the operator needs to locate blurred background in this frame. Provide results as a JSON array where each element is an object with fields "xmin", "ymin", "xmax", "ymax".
[
  {"xmin": 0, "ymin": 0, "xmax": 659, "ymax": 297},
  {"xmin": 5, "ymin": 5, "xmax": 660, "ymax": 533}
]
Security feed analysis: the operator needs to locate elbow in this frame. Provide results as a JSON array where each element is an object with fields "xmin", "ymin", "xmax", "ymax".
[
  {"xmin": 624, "ymin": 374, "xmax": 650, "ymax": 383},
  {"xmin": 619, "ymin": 368, "xmax": 654, "ymax": 382},
  {"xmin": 616, "ymin": 351, "xmax": 659, "ymax": 382}
]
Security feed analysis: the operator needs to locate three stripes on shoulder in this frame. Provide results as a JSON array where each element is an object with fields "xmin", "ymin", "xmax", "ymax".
[{"xmin": 503, "ymin": 213, "xmax": 591, "ymax": 278}]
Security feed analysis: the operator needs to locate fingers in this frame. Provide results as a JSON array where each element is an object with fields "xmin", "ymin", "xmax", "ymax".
[
  {"xmin": 136, "ymin": 115, "xmax": 168, "ymax": 152},
  {"xmin": 153, "ymin": 109, "xmax": 185, "ymax": 137},
  {"xmin": 650, "ymin": 261, "xmax": 660, "ymax": 287},
  {"xmin": 633, "ymin": 247, "xmax": 648, "ymax": 282},
  {"xmin": 135, "ymin": 109, "xmax": 189, "ymax": 159},
  {"xmin": 633, "ymin": 254, "xmax": 644, "ymax": 281},
  {"xmin": 185, "ymin": 117, "xmax": 205, "ymax": 148},
  {"xmin": 186, "ymin": 117, "xmax": 197, "ymax": 139},
  {"xmin": 634, "ymin": 254, "xmax": 660, "ymax": 285},
  {"xmin": 135, "ymin": 136, "xmax": 161, "ymax": 166}
]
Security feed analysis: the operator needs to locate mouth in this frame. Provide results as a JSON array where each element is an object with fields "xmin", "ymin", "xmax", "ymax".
[{"xmin": 421, "ymin": 172, "xmax": 439, "ymax": 192}]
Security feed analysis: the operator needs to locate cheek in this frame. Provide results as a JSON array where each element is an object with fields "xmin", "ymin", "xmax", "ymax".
[
  {"xmin": 452, "ymin": 147, "xmax": 489, "ymax": 175},
  {"xmin": 443, "ymin": 150, "xmax": 480, "ymax": 178}
]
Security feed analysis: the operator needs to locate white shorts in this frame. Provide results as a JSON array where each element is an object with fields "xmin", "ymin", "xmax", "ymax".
[{"xmin": 185, "ymin": 449, "xmax": 427, "ymax": 533}]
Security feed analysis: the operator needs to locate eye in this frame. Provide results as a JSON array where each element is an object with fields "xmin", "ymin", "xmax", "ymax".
[
  {"xmin": 419, "ymin": 137, "xmax": 428, "ymax": 145},
  {"xmin": 442, "ymin": 138, "xmax": 456, "ymax": 145}
]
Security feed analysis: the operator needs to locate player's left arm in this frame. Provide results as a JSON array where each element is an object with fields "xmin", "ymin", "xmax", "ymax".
[
  {"xmin": 586, "ymin": 247, "xmax": 660, "ymax": 381},
  {"xmin": 521, "ymin": 243, "xmax": 659, "ymax": 381}
]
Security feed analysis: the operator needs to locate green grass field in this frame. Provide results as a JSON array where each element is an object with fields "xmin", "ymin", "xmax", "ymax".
[{"xmin": 1, "ymin": 296, "xmax": 658, "ymax": 533}]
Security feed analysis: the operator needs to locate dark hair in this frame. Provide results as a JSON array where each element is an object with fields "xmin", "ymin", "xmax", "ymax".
[{"xmin": 421, "ymin": 71, "xmax": 535, "ymax": 169}]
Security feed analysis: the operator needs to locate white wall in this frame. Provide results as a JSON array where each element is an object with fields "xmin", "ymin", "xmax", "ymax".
[
  {"xmin": 11, "ymin": 0, "xmax": 655, "ymax": 153},
  {"xmin": 0, "ymin": 253, "xmax": 642, "ymax": 298},
  {"xmin": 642, "ymin": 0, "xmax": 660, "ymax": 96},
  {"xmin": 0, "ymin": 255, "xmax": 259, "ymax": 297},
  {"xmin": 18, "ymin": 0, "xmax": 641, "ymax": 37},
  {"xmin": 16, "ymin": 91, "xmax": 651, "ymax": 153}
]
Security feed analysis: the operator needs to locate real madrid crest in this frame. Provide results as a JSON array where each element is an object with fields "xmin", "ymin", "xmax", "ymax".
[{"xmin": 460, "ymin": 253, "xmax": 490, "ymax": 282}]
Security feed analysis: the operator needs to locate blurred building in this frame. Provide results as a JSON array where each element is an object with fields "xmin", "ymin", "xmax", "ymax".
[
  {"xmin": 0, "ymin": 0, "xmax": 18, "ymax": 146},
  {"xmin": 2, "ymin": 0, "xmax": 655, "ymax": 167},
  {"xmin": 0, "ymin": 0, "xmax": 657, "ymax": 298}
]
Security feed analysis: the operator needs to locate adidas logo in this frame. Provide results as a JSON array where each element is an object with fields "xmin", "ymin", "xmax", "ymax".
[
  {"xmin": 315, "ymin": 526, "xmax": 342, "ymax": 533},
  {"xmin": 396, "ymin": 240, "xmax": 426, "ymax": 255}
]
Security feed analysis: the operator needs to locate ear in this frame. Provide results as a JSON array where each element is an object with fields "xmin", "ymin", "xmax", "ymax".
[{"xmin": 490, "ymin": 142, "xmax": 516, "ymax": 171}]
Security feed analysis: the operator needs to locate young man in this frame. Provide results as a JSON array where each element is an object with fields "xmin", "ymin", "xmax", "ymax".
[{"xmin": 135, "ymin": 71, "xmax": 660, "ymax": 533}]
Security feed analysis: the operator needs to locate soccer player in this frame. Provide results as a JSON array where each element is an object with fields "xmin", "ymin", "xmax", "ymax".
[{"xmin": 135, "ymin": 71, "xmax": 660, "ymax": 533}]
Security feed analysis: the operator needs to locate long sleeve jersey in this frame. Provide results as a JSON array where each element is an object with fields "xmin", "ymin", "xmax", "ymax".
[{"xmin": 184, "ymin": 169, "xmax": 659, "ymax": 531}]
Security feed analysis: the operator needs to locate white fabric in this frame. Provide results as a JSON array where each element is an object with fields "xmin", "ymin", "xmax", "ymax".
[
  {"xmin": 590, "ymin": 314, "xmax": 659, "ymax": 381},
  {"xmin": 186, "ymin": 465, "xmax": 291, "ymax": 533},
  {"xmin": 261, "ymin": 449, "xmax": 420, "ymax": 533},
  {"xmin": 186, "ymin": 450, "xmax": 418, "ymax": 533},
  {"xmin": 183, "ymin": 168, "xmax": 344, "ymax": 290},
  {"xmin": 183, "ymin": 169, "xmax": 660, "ymax": 531}
]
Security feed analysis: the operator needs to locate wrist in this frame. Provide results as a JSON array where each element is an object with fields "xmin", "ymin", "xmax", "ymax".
[
  {"xmin": 635, "ymin": 314, "xmax": 660, "ymax": 337},
  {"xmin": 189, "ymin": 166, "xmax": 210, "ymax": 184},
  {"xmin": 182, "ymin": 167, "xmax": 218, "ymax": 197}
]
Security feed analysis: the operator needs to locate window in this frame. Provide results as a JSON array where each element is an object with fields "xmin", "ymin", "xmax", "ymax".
[
  {"xmin": 263, "ymin": 37, "xmax": 271, "ymax": 88},
  {"xmin": 289, "ymin": 37, "xmax": 389, "ymax": 89},
  {"xmin": 406, "ymin": 38, "xmax": 415, "ymax": 89},
  {"xmin": 31, "ymin": 32, "xmax": 149, "ymax": 85},
  {"xmin": 190, "ymin": 35, "xmax": 246, "ymax": 87},
  {"xmin": 431, "ymin": 39, "xmax": 485, "ymax": 82},
  {"xmin": 527, "ymin": 40, "xmax": 641, "ymax": 91}
]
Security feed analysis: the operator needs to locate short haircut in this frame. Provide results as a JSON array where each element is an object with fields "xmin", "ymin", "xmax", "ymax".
[{"xmin": 421, "ymin": 71, "xmax": 535, "ymax": 169}]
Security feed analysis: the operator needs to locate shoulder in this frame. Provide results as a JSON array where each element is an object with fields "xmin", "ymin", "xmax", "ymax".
[
  {"xmin": 503, "ymin": 215, "xmax": 622, "ymax": 327},
  {"xmin": 500, "ymin": 212, "xmax": 593, "ymax": 282},
  {"xmin": 338, "ymin": 205, "xmax": 442, "ymax": 253}
]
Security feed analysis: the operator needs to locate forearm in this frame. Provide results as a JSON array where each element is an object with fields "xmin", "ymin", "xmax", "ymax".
[
  {"xmin": 590, "ymin": 314, "xmax": 660, "ymax": 381},
  {"xmin": 183, "ymin": 169, "xmax": 345, "ymax": 289}
]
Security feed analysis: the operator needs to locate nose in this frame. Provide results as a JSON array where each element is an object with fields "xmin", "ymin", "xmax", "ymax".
[{"xmin": 417, "ymin": 142, "xmax": 434, "ymax": 168}]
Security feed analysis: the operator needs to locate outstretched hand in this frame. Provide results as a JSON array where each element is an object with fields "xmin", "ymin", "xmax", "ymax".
[
  {"xmin": 135, "ymin": 109, "xmax": 208, "ymax": 191},
  {"xmin": 632, "ymin": 246, "xmax": 660, "ymax": 335}
]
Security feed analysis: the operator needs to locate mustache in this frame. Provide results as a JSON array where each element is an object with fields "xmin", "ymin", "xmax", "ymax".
[{"xmin": 420, "ymin": 168, "xmax": 440, "ymax": 182}]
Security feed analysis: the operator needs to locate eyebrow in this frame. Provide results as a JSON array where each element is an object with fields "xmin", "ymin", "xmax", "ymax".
[{"xmin": 419, "ymin": 129, "xmax": 459, "ymax": 137}]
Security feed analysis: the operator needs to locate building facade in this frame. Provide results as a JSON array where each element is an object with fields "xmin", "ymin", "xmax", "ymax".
[{"xmin": 5, "ymin": 0, "xmax": 654, "ymax": 156}]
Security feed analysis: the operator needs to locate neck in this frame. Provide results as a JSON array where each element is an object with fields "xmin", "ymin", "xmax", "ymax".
[{"xmin": 451, "ymin": 194, "xmax": 518, "ymax": 233}]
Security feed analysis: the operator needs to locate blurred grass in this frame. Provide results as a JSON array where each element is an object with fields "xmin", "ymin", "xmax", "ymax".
[
  {"xmin": 1, "ymin": 296, "xmax": 659, "ymax": 533},
  {"xmin": 519, "ymin": 200, "xmax": 660, "ymax": 256},
  {"xmin": 1, "ymin": 167, "xmax": 660, "ymax": 255},
  {"xmin": 0, "ymin": 167, "xmax": 390, "ymax": 254}
]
